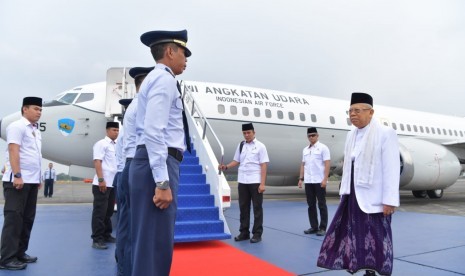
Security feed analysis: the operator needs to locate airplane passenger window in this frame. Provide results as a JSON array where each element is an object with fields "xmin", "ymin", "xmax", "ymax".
[
  {"xmin": 454, "ymin": 130, "xmax": 458, "ymax": 136},
  {"xmin": 265, "ymin": 109, "xmax": 272, "ymax": 118},
  {"xmin": 437, "ymin": 128, "xmax": 441, "ymax": 134},
  {"xmin": 254, "ymin": 108, "xmax": 260, "ymax": 117},
  {"xmin": 383, "ymin": 122, "xmax": 388, "ymax": 126},
  {"xmin": 407, "ymin": 124, "xmax": 411, "ymax": 131},
  {"xmin": 392, "ymin": 123, "xmax": 397, "ymax": 130},
  {"xmin": 218, "ymin": 104, "xmax": 225, "ymax": 114},
  {"xmin": 425, "ymin": 127, "xmax": 430, "ymax": 134},
  {"xmin": 288, "ymin": 112, "xmax": 295, "ymax": 120},
  {"xmin": 242, "ymin": 107, "xmax": 249, "ymax": 116},
  {"xmin": 460, "ymin": 131, "xmax": 463, "ymax": 137},
  {"xmin": 311, "ymin": 114, "xmax": 317, "ymax": 122},
  {"xmin": 300, "ymin": 113, "xmax": 305, "ymax": 121},
  {"xmin": 346, "ymin": 118, "xmax": 352, "ymax": 126},
  {"xmin": 443, "ymin": 129, "xmax": 447, "ymax": 135},
  {"xmin": 329, "ymin": 116, "xmax": 335, "ymax": 124},
  {"xmin": 277, "ymin": 110, "xmax": 283, "ymax": 119},
  {"xmin": 400, "ymin": 124, "xmax": 405, "ymax": 131},
  {"xmin": 75, "ymin": 93, "xmax": 94, "ymax": 103},
  {"xmin": 413, "ymin": 125, "xmax": 418, "ymax": 132},
  {"xmin": 58, "ymin": 93, "xmax": 78, "ymax": 104},
  {"xmin": 449, "ymin": 129, "xmax": 453, "ymax": 136},
  {"xmin": 419, "ymin": 126, "xmax": 424, "ymax": 133},
  {"xmin": 230, "ymin": 106, "xmax": 237, "ymax": 115},
  {"xmin": 431, "ymin": 127, "xmax": 435, "ymax": 134}
]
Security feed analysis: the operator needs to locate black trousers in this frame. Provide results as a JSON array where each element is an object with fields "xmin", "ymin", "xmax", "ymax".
[
  {"xmin": 305, "ymin": 183, "xmax": 328, "ymax": 230},
  {"xmin": 91, "ymin": 185, "xmax": 115, "ymax": 242},
  {"xmin": 238, "ymin": 183, "xmax": 263, "ymax": 237},
  {"xmin": 0, "ymin": 183, "xmax": 38, "ymax": 264},
  {"xmin": 44, "ymin": 179, "xmax": 54, "ymax": 197}
]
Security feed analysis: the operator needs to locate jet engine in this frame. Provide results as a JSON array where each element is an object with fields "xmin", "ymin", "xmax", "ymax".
[{"xmin": 399, "ymin": 138, "xmax": 461, "ymax": 191}]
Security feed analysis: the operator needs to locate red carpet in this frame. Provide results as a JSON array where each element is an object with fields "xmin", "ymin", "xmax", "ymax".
[{"xmin": 171, "ymin": 240, "xmax": 295, "ymax": 276}]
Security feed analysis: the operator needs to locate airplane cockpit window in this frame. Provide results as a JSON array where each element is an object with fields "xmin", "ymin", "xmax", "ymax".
[
  {"xmin": 218, "ymin": 104, "xmax": 225, "ymax": 114},
  {"xmin": 58, "ymin": 93, "xmax": 78, "ymax": 104},
  {"xmin": 230, "ymin": 106, "xmax": 237, "ymax": 115},
  {"xmin": 311, "ymin": 114, "xmax": 317, "ymax": 122},
  {"xmin": 392, "ymin": 123, "xmax": 397, "ymax": 130},
  {"xmin": 288, "ymin": 112, "xmax": 295, "ymax": 120},
  {"xmin": 299, "ymin": 113, "xmax": 305, "ymax": 121},
  {"xmin": 329, "ymin": 116, "xmax": 335, "ymax": 124},
  {"xmin": 277, "ymin": 110, "xmax": 283, "ymax": 119},
  {"xmin": 242, "ymin": 107, "xmax": 249, "ymax": 116},
  {"xmin": 254, "ymin": 108, "xmax": 260, "ymax": 117},
  {"xmin": 265, "ymin": 109, "xmax": 272, "ymax": 118},
  {"xmin": 75, "ymin": 93, "xmax": 94, "ymax": 103}
]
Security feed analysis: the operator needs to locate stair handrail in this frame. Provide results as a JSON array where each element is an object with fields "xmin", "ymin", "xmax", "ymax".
[{"xmin": 181, "ymin": 82, "xmax": 224, "ymax": 172}]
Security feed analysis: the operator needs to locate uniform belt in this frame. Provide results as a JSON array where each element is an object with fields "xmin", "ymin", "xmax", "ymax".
[{"xmin": 136, "ymin": 145, "xmax": 183, "ymax": 162}]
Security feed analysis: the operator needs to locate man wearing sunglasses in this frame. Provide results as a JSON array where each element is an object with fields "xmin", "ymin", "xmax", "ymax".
[{"xmin": 298, "ymin": 127, "xmax": 330, "ymax": 237}]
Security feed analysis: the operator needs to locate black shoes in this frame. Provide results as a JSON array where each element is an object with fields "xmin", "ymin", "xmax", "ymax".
[
  {"xmin": 250, "ymin": 236, "xmax": 262, "ymax": 243},
  {"xmin": 92, "ymin": 241, "xmax": 108, "ymax": 250},
  {"xmin": 0, "ymin": 260, "xmax": 27, "ymax": 270},
  {"xmin": 364, "ymin": 270, "xmax": 376, "ymax": 276},
  {"xmin": 18, "ymin": 254, "xmax": 38, "ymax": 263},
  {"xmin": 104, "ymin": 236, "xmax": 116, "ymax": 243},
  {"xmin": 304, "ymin": 228, "xmax": 318, "ymax": 234},
  {"xmin": 234, "ymin": 234, "xmax": 250, "ymax": 242}
]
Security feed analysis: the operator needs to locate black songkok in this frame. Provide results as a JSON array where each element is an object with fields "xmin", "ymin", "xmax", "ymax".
[
  {"xmin": 242, "ymin": 123, "xmax": 254, "ymax": 131},
  {"xmin": 350, "ymin": 92, "xmax": 373, "ymax": 106}
]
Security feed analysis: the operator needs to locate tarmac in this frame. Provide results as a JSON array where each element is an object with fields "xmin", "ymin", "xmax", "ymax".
[{"xmin": 0, "ymin": 179, "xmax": 464, "ymax": 275}]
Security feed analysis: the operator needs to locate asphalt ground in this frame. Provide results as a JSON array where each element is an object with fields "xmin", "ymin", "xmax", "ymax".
[{"xmin": 1, "ymin": 179, "xmax": 464, "ymax": 217}]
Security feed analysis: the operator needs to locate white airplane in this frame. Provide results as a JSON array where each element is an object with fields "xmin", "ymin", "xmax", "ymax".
[{"xmin": 1, "ymin": 68, "xmax": 464, "ymax": 200}]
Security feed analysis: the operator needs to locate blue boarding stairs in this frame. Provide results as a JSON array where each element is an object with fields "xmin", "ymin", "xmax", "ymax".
[{"xmin": 174, "ymin": 82, "xmax": 232, "ymax": 243}]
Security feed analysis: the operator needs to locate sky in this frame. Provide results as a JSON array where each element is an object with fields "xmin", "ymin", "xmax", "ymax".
[{"xmin": 1, "ymin": 0, "xmax": 465, "ymax": 172}]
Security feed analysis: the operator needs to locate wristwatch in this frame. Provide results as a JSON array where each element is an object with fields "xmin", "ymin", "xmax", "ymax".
[
  {"xmin": 14, "ymin": 172, "xmax": 22, "ymax": 178},
  {"xmin": 299, "ymin": 177, "xmax": 304, "ymax": 181},
  {"xmin": 98, "ymin": 178, "xmax": 104, "ymax": 183},
  {"xmin": 156, "ymin": 180, "xmax": 170, "ymax": 190}
]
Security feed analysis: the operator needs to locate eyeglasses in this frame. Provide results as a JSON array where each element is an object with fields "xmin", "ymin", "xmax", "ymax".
[
  {"xmin": 348, "ymin": 108, "xmax": 371, "ymax": 114},
  {"xmin": 307, "ymin": 134, "xmax": 317, "ymax": 137}
]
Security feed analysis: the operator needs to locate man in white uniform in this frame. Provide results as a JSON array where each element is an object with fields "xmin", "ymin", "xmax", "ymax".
[
  {"xmin": 220, "ymin": 123, "xmax": 269, "ymax": 243},
  {"xmin": 0, "ymin": 97, "xmax": 42, "ymax": 270},
  {"xmin": 42, "ymin": 162, "xmax": 56, "ymax": 198},
  {"xmin": 298, "ymin": 127, "xmax": 330, "ymax": 236},
  {"xmin": 91, "ymin": 122, "xmax": 119, "ymax": 250}
]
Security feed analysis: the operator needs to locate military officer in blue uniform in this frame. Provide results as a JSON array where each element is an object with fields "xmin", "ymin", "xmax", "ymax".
[
  {"xmin": 115, "ymin": 66, "xmax": 153, "ymax": 276},
  {"xmin": 0, "ymin": 97, "xmax": 42, "ymax": 270},
  {"xmin": 129, "ymin": 30, "xmax": 191, "ymax": 276}
]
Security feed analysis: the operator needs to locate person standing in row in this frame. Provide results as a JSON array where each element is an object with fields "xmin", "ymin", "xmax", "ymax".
[
  {"xmin": 0, "ymin": 97, "xmax": 43, "ymax": 270},
  {"xmin": 42, "ymin": 162, "xmax": 56, "ymax": 198},
  {"xmin": 220, "ymin": 123, "xmax": 269, "ymax": 243},
  {"xmin": 317, "ymin": 92, "xmax": 400, "ymax": 276},
  {"xmin": 130, "ymin": 30, "xmax": 191, "ymax": 276},
  {"xmin": 91, "ymin": 122, "xmax": 119, "ymax": 250},
  {"xmin": 115, "ymin": 66, "xmax": 153, "ymax": 276},
  {"xmin": 298, "ymin": 127, "xmax": 330, "ymax": 237}
]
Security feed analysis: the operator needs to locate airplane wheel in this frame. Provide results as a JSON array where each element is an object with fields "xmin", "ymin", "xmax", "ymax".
[
  {"xmin": 427, "ymin": 189, "xmax": 443, "ymax": 199},
  {"xmin": 412, "ymin": 190, "xmax": 427, "ymax": 198}
]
